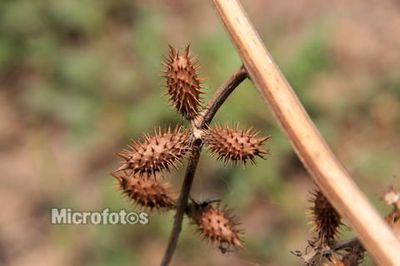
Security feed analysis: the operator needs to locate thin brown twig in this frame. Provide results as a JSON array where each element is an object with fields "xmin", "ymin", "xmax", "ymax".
[
  {"xmin": 160, "ymin": 143, "xmax": 202, "ymax": 266},
  {"xmin": 160, "ymin": 67, "xmax": 248, "ymax": 266},
  {"xmin": 332, "ymin": 238, "xmax": 363, "ymax": 252},
  {"xmin": 197, "ymin": 66, "xmax": 247, "ymax": 128}
]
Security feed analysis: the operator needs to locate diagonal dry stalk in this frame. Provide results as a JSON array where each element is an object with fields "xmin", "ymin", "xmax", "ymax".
[
  {"xmin": 211, "ymin": 0, "xmax": 400, "ymax": 265},
  {"xmin": 161, "ymin": 67, "xmax": 247, "ymax": 266}
]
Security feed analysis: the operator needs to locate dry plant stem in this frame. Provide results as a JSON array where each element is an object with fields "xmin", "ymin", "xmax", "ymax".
[
  {"xmin": 211, "ymin": 0, "xmax": 400, "ymax": 265},
  {"xmin": 198, "ymin": 66, "xmax": 247, "ymax": 128},
  {"xmin": 161, "ymin": 145, "xmax": 202, "ymax": 266},
  {"xmin": 161, "ymin": 67, "xmax": 247, "ymax": 266},
  {"xmin": 333, "ymin": 238, "xmax": 363, "ymax": 252}
]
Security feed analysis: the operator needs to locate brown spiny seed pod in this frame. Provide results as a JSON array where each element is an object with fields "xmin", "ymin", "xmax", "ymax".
[
  {"xmin": 115, "ymin": 171, "xmax": 176, "ymax": 210},
  {"xmin": 308, "ymin": 190, "xmax": 342, "ymax": 245},
  {"xmin": 203, "ymin": 124, "xmax": 270, "ymax": 165},
  {"xmin": 115, "ymin": 126, "xmax": 190, "ymax": 177},
  {"xmin": 163, "ymin": 45, "xmax": 203, "ymax": 120},
  {"xmin": 187, "ymin": 202, "xmax": 243, "ymax": 252}
]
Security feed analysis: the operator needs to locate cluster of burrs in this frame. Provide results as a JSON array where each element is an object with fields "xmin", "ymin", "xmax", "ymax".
[
  {"xmin": 294, "ymin": 186, "xmax": 400, "ymax": 265},
  {"xmin": 293, "ymin": 189, "xmax": 362, "ymax": 266},
  {"xmin": 111, "ymin": 45, "xmax": 270, "ymax": 252}
]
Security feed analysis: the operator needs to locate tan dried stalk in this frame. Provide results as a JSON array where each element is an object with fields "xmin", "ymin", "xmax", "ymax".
[{"xmin": 210, "ymin": 0, "xmax": 400, "ymax": 265}]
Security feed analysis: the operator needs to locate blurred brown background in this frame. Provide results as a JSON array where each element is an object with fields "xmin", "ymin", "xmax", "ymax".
[{"xmin": 0, "ymin": 0, "xmax": 399, "ymax": 265}]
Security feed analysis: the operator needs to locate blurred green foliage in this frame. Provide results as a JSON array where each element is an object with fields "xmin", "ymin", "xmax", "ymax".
[{"xmin": 0, "ymin": 1, "xmax": 399, "ymax": 265}]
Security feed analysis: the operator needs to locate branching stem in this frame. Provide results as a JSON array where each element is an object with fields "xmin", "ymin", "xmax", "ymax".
[
  {"xmin": 198, "ymin": 66, "xmax": 247, "ymax": 128},
  {"xmin": 160, "ymin": 67, "xmax": 248, "ymax": 266}
]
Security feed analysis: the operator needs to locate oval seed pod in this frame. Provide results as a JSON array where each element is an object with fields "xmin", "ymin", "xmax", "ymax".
[
  {"xmin": 116, "ymin": 171, "xmax": 176, "ymax": 211},
  {"xmin": 308, "ymin": 190, "xmax": 342, "ymax": 245},
  {"xmin": 187, "ymin": 201, "xmax": 243, "ymax": 252},
  {"xmin": 115, "ymin": 126, "xmax": 190, "ymax": 177},
  {"xmin": 203, "ymin": 124, "xmax": 270, "ymax": 165},
  {"xmin": 163, "ymin": 45, "xmax": 203, "ymax": 120}
]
